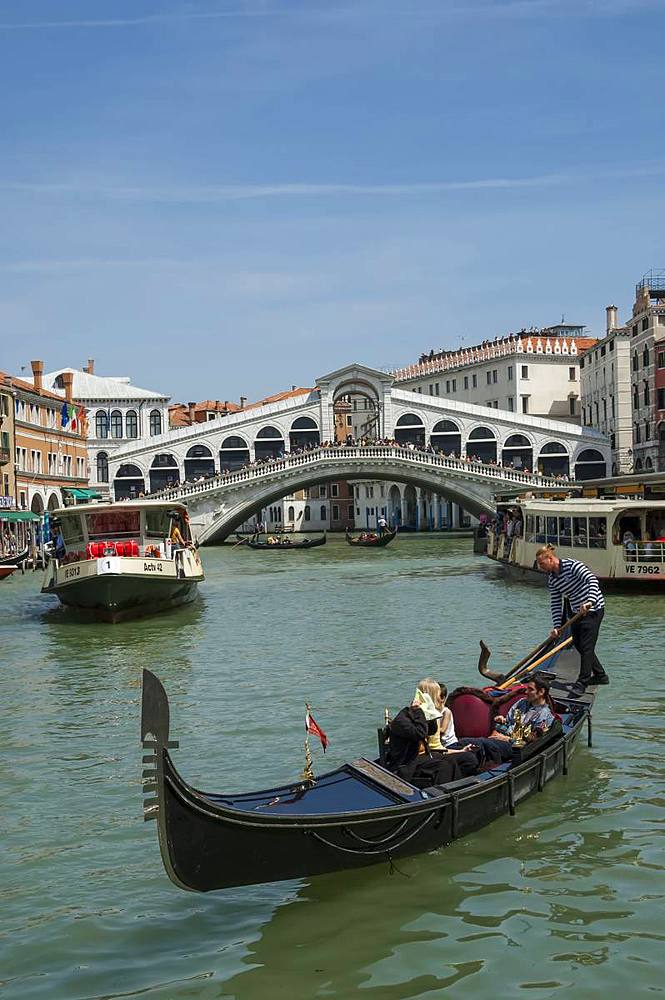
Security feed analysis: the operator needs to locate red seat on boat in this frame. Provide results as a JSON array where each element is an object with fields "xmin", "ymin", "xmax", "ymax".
[
  {"xmin": 131, "ymin": 541, "xmax": 139, "ymax": 557},
  {"xmin": 448, "ymin": 694, "xmax": 494, "ymax": 738}
]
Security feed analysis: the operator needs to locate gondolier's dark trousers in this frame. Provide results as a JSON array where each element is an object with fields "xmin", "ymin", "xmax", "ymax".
[{"xmin": 571, "ymin": 609, "xmax": 607, "ymax": 685}]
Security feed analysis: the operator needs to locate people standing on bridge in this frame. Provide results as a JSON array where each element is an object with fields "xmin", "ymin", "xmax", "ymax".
[{"xmin": 535, "ymin": 544, "xmax": 609, "ymax": 696}]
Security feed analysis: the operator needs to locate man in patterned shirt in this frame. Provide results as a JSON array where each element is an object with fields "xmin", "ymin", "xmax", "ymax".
[{"xmin": 536, "ymin": 544, "xmax": 609, "ymax": 695}]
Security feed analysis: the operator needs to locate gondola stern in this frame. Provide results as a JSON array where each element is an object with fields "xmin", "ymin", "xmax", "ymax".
[{"xmin": 140, "ymin": 670, "xmax": 197, "ymax": 892}]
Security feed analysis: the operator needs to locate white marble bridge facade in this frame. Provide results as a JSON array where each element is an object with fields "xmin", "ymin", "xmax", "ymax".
[{"xmin": 106, "ymin": 364, "xmax": 610, "ymax": 541}]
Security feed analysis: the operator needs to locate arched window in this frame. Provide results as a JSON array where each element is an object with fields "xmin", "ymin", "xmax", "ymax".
[
  {"xmin": 538, "ymin": 441, "xmax": 569, "ymax": 477},
  {"xmin": 289, "ymin": 416, "xmax": 320, "ymax": 450},
  {"xmin": 574, "ymin": 448, "xmax": 607, "ymax": 481},
  {"xmin": 643, "ymin": 347, "xmax": 650, "ymax": 368},
  {"xmin": 287, "ymin": 505, "xmax": 295, "ymax": 522},
  {"xmin": 95, "ymin": 410, "xmax": 108, "ymax": 439},
  {"xmin": 502, "ymin": 433, "xmax": 533, "ymax": 471},
  {"xmin": 149, "ymin": 409, "xmax": 162, "ymax": 436},
  {"xmin": 303, "ymin": 505, "xmax": 311, "ymax": 521},
  {"xmin": 219, "ymin": 435, "xmax": 250, "ymax": 472},
  {"xmin": 125, "ymin": 410, "xmax": 138, "ymax": 438},
  {"xmin": 394, "ymin": 413, "xmax": 425, "ymax": 446},
  {"xmin": 646, "ymin": 456, "xmax": 653, "ymax": 470},
  {"xmin": 113, "ymin": 464, "xmax": 145, "ymax": 500},
  {"xmin": 96, "ymin": 451, "xmax": 109, "ymax": 483},
  {"xmin": 635, "ymin": 457, "xmax": 643, "ymax": 472},
  {"xmin": 110, "ymin": 409, "xmax": 123, "ymax": 439},
  {"xmin": 430, "ymin": 419, "xmax": 461, "ymax": 456},
  {"xmin": 465, "ymin": 426, "xmax": 497, "ymax": 464},
  {"xmin": 255, "ymin": 425, "xmax": 285, "ymax": 461},
  {"xmin": 149, "ymin": 453, "xmax": 180, "ymax": 492},
  {"xmin": 320, "ymin": 505, "xmax": 327, "ymax": 521},
  {"xmin": 184, "ymin": 444, "xmax": 215, "ymax": 480}
]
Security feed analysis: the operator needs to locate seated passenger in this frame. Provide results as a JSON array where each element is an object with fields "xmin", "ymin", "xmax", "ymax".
[
  {"xmin": 456, "ymin": 674, "xmax": 555, "ymax": 766},
  {"xmin": 436, "ymin": 682, "xmax": 458, "ymax": 747},
  {"xmin": 385, "ymin": 678, "xmax": 479, "ymax": 788}
]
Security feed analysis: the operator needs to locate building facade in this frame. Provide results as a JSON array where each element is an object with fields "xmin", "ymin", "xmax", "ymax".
[
  {"xmin": 580, "ymin": 273, "xmax": 665, "ymax": 474},
  {"xmin": 394, "ymin": 325, "xmax": 597, "ymax": 423},
  {"xmin": 579, "ymin": 306, "xmax": 633, "ymax": 475},
  {"xmin": 8, "ymin": 362, "xmax": 88, "ymax": 512},
  {"xmin": 0, "ymin": 378, "xmax": 16, "ymax": 506},
  {"xmin": 625, "ymin": 272, "xmax": 665, "ymax": 472},
  {"xmin": 43, "ymin": 362, "xmax": 170, "ymax": 496}
]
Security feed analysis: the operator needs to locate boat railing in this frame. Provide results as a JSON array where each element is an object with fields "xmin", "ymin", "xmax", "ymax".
[
  {"xmin": 624, "ymin": 542, "xmax": 665, "ymax": 564},
  {"xmin": 143, "ymin": 445, "xmax": 578, "ymax": 503}
]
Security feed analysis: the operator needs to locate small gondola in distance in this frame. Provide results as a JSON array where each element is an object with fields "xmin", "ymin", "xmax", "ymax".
[
  {"xmin": 140, "ymin": 643, "xmax": 597, "ymax": 894},
  {"xmin": 345, "ymin": 527, "xmax": 398, "ymax": 548},
  {"xmin": 245, "ymin": 534, "xmax": 327, "ymax": 550}
]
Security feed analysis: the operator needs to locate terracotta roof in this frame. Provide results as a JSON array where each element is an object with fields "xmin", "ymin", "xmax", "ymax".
[
  {"xmin": 168, "ymin": 398, "xmax": 242, "ymax": 429},
  {"xmin": 1, "ymin": 370, "xmax": 71, "ymax": 405},
  {"xmin": 243, "ymin": 387, "xmax": 314, "ymax": 410}
]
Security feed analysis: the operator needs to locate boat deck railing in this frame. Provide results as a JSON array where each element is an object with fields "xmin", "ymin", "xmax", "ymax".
[
  {"xmin": 142, "ymin": 445, "xmax": 579, "ymax": 503},
  {"xmin": 624, "ymin": 542, "xmax": 665, "ymax": 564}
]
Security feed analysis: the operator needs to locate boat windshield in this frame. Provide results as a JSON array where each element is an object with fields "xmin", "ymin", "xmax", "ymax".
[
  {"xmin": 59, "ymin": 513, "xmax": 85, "ymax": 547},
  {"xmin": 86, "ymin": 509, "xmax": 140, "ymax": 541},
  {"xmin": 145, "ymin": 508, "xmax": 173, "ymax": 539}
]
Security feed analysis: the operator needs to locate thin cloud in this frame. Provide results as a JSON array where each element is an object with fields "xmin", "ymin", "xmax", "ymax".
[
  {"xmin": 0, "ymin": 0, "xmax": 659, "ymax": 30},
  {"xmin": 4, "ymin": 164, "xmax": 665, "ymax": 204}
]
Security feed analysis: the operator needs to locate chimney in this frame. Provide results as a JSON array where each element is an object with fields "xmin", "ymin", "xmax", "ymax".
[
  {"xmin": 240, "ymin": 396, "xmax": 247, "ymax": 408},
  {"xmin": 188, "ymin": 401, "xmax": 196, "ymax": 424},
  {"xmin": 606, "ymin": 305, "xmax": 618, "ymax": 334},
  {"xmin": 61, "ymin": 371, "xmax": 74, "ymax": 403},
  {"xmin": 31, "ymin": 360, "xmax": 44, "ymax": 392},
  {"xmin": 224, "ymin": 400, "xmax": 229, "ymax": 411},
  {"xmin": 86, "ymin": 358, "xmax": 95, "ymax": 375}
]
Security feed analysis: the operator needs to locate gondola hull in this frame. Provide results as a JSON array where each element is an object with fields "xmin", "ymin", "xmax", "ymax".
[
  {"xmin": 141, "ymin": 659, "xmax": 593, "ymax": 893},
  {"xmin": 345, "ymin": 528, "xmax": 397, "ymax": 548},
  {"xmin": 246, "ymin": 535, "xmax": 326, "ymax": 550}
]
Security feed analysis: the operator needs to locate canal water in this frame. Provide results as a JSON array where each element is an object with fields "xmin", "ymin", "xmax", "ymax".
[{"xmin": 2, "ymin": 536, "xmax": 664, "ymax": 999}]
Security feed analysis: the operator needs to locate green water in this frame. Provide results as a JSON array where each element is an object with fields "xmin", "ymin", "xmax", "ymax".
[{"xmin": 2, "ymin": 537, "xmax": 664, "ymax": 999}]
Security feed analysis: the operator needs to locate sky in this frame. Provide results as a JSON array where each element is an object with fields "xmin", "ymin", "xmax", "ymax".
[{"xmin": 1, "ymin": 0, "xmax": 664, "ymax": 404}]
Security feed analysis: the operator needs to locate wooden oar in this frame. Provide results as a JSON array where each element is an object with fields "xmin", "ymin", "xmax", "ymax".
[
  {"xmin": 496, "ymin": 635, "xmax": 573, "ymax": 690},
  {"xmin": 478, "ymin": 607, "xmax": 588, "ymax": 684},
  {"xmin": 232, "ymin": 535, "xmax": 249, "ymax": 548}
]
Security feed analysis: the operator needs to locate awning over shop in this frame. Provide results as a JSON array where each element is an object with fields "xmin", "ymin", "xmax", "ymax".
[
  {"xmin": 64, "ymin": 488, "xmax": 102, "ymax": 500},
  {"xmin": 0, "ymin": 511, "xmax": 40, "ymax": 522}
]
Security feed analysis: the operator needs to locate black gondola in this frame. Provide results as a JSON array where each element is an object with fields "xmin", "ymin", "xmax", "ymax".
[
  {"xmin": 245, "ymin": 534, "xmax": 326, "ymax": 550},
  {"xmin": 345, "ymin": 527, "xmax": 397, "ymax": 547},
  {"xmin": 140, "ymin": 645, "xmax": 597, "ymax": 893}
]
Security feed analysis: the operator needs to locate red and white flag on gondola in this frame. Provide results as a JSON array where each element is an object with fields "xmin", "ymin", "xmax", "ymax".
[{"xmin": 305, "ymin": 707, "xmax": 328, "ymax": 752}]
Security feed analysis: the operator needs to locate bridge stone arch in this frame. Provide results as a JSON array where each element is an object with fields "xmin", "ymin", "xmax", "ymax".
[{"xmin": 195, "ymin": 467, "xmax": 495, "ymax": 544}]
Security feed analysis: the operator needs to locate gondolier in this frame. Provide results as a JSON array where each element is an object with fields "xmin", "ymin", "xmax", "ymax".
[{"xmin": 535, "ymin": 544, "xmax": 609, "ymax": 695}]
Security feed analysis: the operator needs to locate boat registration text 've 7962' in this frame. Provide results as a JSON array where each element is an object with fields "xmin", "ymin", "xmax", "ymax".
[{"xmin": 42, "ymin": 501, "xmax": 204, "ymax": 622}]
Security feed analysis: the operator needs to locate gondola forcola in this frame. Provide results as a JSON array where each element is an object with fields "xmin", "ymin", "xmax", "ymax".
[{"xmin": 140, "ymin": 636, "xmax": 600, "ymax": 893}]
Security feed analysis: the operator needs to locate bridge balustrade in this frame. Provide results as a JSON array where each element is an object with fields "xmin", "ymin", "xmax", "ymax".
[{"xmin": 141, "ymin": 444, "xmax": 576, "ymax": 502}]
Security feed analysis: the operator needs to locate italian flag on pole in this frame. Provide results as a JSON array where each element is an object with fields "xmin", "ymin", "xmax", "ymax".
[{"xmin": 305, "ymin": 707, "xmax": 329, "ymax": 752}]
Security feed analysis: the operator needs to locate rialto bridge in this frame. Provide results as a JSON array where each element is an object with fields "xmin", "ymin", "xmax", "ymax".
[{"xmin": 106, "ymin": 363, "xmax": 610, "ymax": 541}]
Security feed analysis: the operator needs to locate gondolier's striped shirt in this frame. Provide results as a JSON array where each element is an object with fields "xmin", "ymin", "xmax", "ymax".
[{"xmin": 547, "ymin": 558, "xmax": 605, "ymax": 628}]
